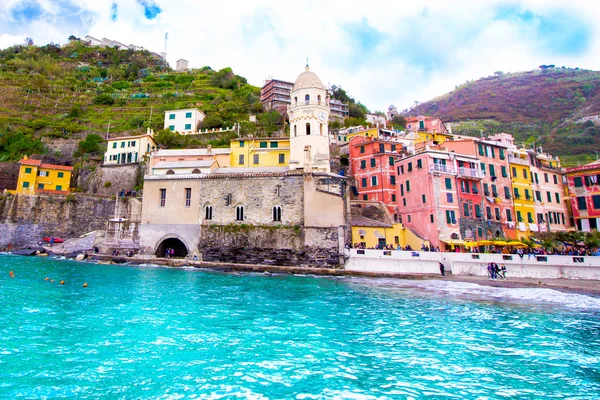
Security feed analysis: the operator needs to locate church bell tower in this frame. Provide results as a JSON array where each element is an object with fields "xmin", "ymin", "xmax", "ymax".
[{"xmin": 287, "ymin": 65, "xmax": 331, "ymax": 173}]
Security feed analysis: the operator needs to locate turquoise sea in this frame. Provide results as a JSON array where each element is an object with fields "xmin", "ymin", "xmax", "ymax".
[{"xmin": 1, "ymin": 254, "xmax": 599, "ymax": 398}]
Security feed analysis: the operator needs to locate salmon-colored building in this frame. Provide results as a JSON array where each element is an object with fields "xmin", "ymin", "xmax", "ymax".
[
  {"xmin": 565, "ymin": 160, "xmax": 600, "ymax": 231},
  {"xmin": 443, "ymin": 138, "xmax": 517, "ymax": 239},
  {"xmin": 349, "ymin": 136, "xmax": 406, "ymax": 220}
]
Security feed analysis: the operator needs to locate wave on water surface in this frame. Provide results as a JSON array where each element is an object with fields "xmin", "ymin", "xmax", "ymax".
[{"xmin": 346, "ymin": 278, "xmax": 600, "ymax": 311}]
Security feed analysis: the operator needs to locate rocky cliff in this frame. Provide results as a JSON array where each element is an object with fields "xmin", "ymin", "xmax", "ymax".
[{"xmin": 0, "ymin": 193, "xmax": 115, "ymax": 248}]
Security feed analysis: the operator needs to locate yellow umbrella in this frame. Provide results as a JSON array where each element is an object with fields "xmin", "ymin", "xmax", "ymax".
[
  {"xmin": 463, "ymin": 242, "xmax": 478, "ymax": 247},
  {"xmin": 477, "ymin": 240, "xmax": 494, "ymax": 245},
  {"xmin": 493, "ymin": 240, "xmax": 508, "ymax": 246},
  {"xmin": 507, "ymin": 241, "xmax": 526, "ymax": 246}
]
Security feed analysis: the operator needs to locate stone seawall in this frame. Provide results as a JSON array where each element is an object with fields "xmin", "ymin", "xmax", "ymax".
[
  {"xmin": 0, "ymin": 193, "xmax": 115, "ymax": 247},
  {"xmin": 198, "ymin": 225, "xmax": 342, "ymax": 268}
]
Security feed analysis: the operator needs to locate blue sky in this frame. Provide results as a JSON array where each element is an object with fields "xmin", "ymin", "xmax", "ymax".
[{"xmin": 0, "ymin": 0, "xmax": 598, "ymax": 112}]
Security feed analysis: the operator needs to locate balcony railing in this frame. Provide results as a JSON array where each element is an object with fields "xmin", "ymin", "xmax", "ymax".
[
  {"xmin": 289, "ymin": 100, "xmax": 328, "ymax": 109},
  {"xmin": 430, "ymin": 163, "xmax": 455, "ymax": 174},
  {"xmin": 457, "ymin": 167, "xmax": 483, "ymax": 179},
  {"xmin": 508, "ymin": 154, "xmax": 529, "ymax": 166}
]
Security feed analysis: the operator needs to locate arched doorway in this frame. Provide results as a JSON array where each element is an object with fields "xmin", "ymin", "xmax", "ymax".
[{"xmin": 156, "ymin": 237, "xmax": 188, "ymax": 258}]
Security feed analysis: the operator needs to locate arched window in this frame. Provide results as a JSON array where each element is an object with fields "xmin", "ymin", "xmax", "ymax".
[
  {"xmin": 317, "ymin": 94, "xmax": 321, "ymax": 103},
  {"xmin": 306, "ymin": 123, "xmax": 311, "ymax": 135},
  {"xmin": 192, "ymin": 168, "xmax": 201, "ymax": 174},
  {"xmin": 205, "ymin": 205, "xmax": 213, "ymax": 220},
  {"xmin": 294, "ymin": 96, "xmax": 297, "ymax": 103},
  {"xmin": 294, "ymin": 125, "xmax": 297, "ymax": 137},
  {"xmin": 305, "ymin": 94, "xmax": 310, "ymax": 104},
  {"xmin": 236, "ymin": 206, "xmax": 244, "ymax": 221},
  {"xmin": 166, "ymin": 170, "xmax": 175, "ymax": 175},
  {"xmin": 273, "ymin": 206, "xmax": 282, "ymax": 222},
  {"xmin": 320, "ymin": 124, "xmax": 323, "ymax": 135}
]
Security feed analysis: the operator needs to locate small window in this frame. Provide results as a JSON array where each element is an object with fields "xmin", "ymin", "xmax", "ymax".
[
  {"xmin": 273, "ymin": 206, "xmax": 282, "ymax": 222},
  {"xmin": 56, "ymin": 185, "xmax": 62, "ymax": 191},
  {"xmin": 489, "ymin": 164, "xmax": 496, "ymax": 177},
  {"xmin": 168, "ymin": 125, "xmax": 175, "ymax": 131},
  {"xmin": 577, "ymin": 196, "xmax": 587, "ymax": 210},
  {"xmin": 184, "ymin": 124, "xmax": 192, "ymax": 130},
  {"xmin": 23, "ymin": 181, "xmax": 30, "ymax": 188},
  {"xmin": 407, "ymin": 215, "xmax": 412, "ymax": 223},
  {"xmin": 406, "ymin": 180, "xmax": 411, "ymax": 192},
  {"xmin": 417, "ymin": 159, "xmax": 422, "ymax": 169},
  {"xmin": 160, "ymin": 189, "xmax": 166, "ymax": 207},
  {"xmin": 363, "ymin": 194, "xmax": 368, "ymax": 200},
  {"xmin": 593, "ymin": 195, "xmax": 600, "ymax": 209},
  {"xmin": 371, "ymin": 176, "xmax": 378, "ymax": 186},
  {"xmin": 390, "ymin": 175, "xmax": 396, "ymax": 185},
  {"xmin": 389, "ymin": 156, "xmax": 395, "ymax": 166},
  {"xmin": 58, "ymin": 172, "xmax": 64, "ymax": 178},
  {"xmin": 270, "ymin": 142, "xmax": 279, "ymax": 148},
  {"xmin": 253, "ymin": 154, "xmax": 259, "ymax": 165},
  {"xmin": 370, "ymin": 158, "xmax": 376, "ymax": 167},
  {"xmin": 361, "ymin": 178, "xmax": 367, "ymax": 188},
  {"xmin": 121, "ymin": 142, "xmax": 126, "ymax": 148},
  {"xmin": 185, "ymin": 112, "xmax": 192, "ymax": 118},
  {"xmin": 430, "ymin": 214, "xmax": 434, "ymax": 223},
  {"xmin": 445, "ymin": 178, "xmax": 452, "ymax": 189},
  {"xmin": 260, "ymin": 142, "xmax": 268, "ymax": 148},
  {"xmin": 360, "ymin": 146, "xmax": 365, "ymax": 154},
  {"xmin": 166, "ymin": 170, "xmax": 175, "ymax": 175},
  {"xmin": 495, "ymin": 207, "xmax": 501, "ymax": 221},
  {"xmin": 422, "ymin": 194, "xmax": 427, "ymax": 203},
  {"xmin": 236, "ymin": 206, "xmax": 245, "ymax": 221},
  {"xmin": 239, "ymin": 154, "xmax": 245, "ymax": 165},
  {"xmin": 185, "ymin": 188, "xmax": 191, "ymax": 207},
  {"xmin": 408, "ymin": 162, "xmax": 412, "ymax": 172},
  {"xmin": 360, "ymin": 160, "xmax": 366, "ymax": 169},
  {"xmin": 446, "ymin": 193, "xmax": 453, "ymax": 203},
  {"xmin": 505, "ymin": 209, "xmax": 513, "ymax": 222},
  {"xmin": 240, "ymin": 141, "xmax": 245, "ymax": 147},
  {"xmin": 391, "ymin": 194, "xmax": 396, "ymax": 202},
  {"xmin": 205, "ymin": 205, "xmax": 213, "ymax": 220},
  {"xmin": 574, "ymin": 177, "xmax": 583, "ymax": 187},
  {"xmin": 38, "ymin": 184, "xmax": 44, "ymax": 189},
  {"xmin": 553, "ymin": 175, "xmax": 558, "ymax": 185},
  {"xmin": 546, "ymin": 191, "xmax": 552, "ymax": 203},
  {"xmin": 278, "ymin": 154, "xmax": 285, "ymax": 164},
  {"xmin": 169, "ymin": 114, "xmax": 176, "ymax": 120},
  {"xmin": 25, "ymin": 167, "xmax": 32, "ymax": 174},
  {"xmin": 113, "ymin": 142, "xmax": 117, "ymax": 148},
  {"xmin": 306, "ymin": 123, "xmax": 311, "ymax": 135}
]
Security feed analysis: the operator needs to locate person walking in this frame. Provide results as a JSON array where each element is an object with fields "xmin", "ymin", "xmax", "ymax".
[{"xmin": 439, "ymin": 262, "xmax": 445, "ymax": 276}]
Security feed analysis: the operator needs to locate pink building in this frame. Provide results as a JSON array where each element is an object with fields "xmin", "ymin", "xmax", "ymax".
[
  {"xmin": 395, "ymin": 149, "xmax": 474, "ymax": 249},
  {"xmin": 443, "ymin": 139, "xmax": 517, "ymax": 239},
  {"xmin": 565, "ymin": 160, "xmax": 600, "ymax": 231}
]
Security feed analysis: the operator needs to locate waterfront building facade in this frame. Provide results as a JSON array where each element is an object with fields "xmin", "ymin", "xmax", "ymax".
[
  {"xmin": 229, "ymin": 137, "xmax": 290, "ymax": 168},
  {"xmin": 349, "ymin": 136, "xmax": 405, "ymax": 218},
  {"xmin": 440, "ymin": 139, "xmax": 516, "ymax": 239},
  {"xmin": 164, "ymin": 108, "xmax": 206, "ymax": 134},
  {"xmin": 528, "ymin": 150, "xmax": 569, "ymax": 233},
  {"xmin": 104, "ymin": 131, "xmax": 158, "ymax": 165},
  {"xmin": 16, "ymin": 157, "xmax": 73, "ymax": 194},
  {"xmin": 565, "ymin": 160, "xmax": 600, "ymax": 231},
  {"xmin": 509, "ymin": 148, "xmax": 536, "ymax": 238}
]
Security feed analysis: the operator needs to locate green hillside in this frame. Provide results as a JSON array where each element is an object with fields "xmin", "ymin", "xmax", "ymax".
[
  {"xmin": 406, "ymin": 68, "xmax": 600, "ymax": 163},
  {"xmin": 0, "ymin": 41, "xmax": 283, "ymax": 161}
]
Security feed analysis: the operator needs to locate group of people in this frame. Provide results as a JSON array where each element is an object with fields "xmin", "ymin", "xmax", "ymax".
[
  {"xmin": 487, "ymin": 263, "xmax": 507, "ymax": 280},
  {"xmin": 164, "ymin": 248, "xmax": 176, "ymax": 259},
  {"xmin": 349, "ymin": 243, "xmax": 441, "ymax": 252}
]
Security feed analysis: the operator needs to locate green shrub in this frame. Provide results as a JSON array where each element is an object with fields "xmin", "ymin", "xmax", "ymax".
[
  {"xmin": 104, "ymin": 181, "xmax": 112, "ymax": 188},
  {"xmin": 112, "ymin": 80, "xmax": 131, "ymax": 90},
  {"xmin": 92, "ymin": 94, "xmax": 115, "ymax": 105},
  {"xmin": 74, "ymin": 134, "xmax": 104, "ymax": 156}
]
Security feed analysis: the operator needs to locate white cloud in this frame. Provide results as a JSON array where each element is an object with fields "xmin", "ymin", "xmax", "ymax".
[
  {"xmin": 1, "ymin": 0, "xmax": 599, "ymax": 113},
  {"xmin": 0, "ymin": 33, "xmax": 25, "ymax": 48}
]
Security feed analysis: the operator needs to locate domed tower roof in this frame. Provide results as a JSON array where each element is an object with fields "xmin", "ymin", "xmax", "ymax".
[{"xmin": 293, "ymin": 66, "xmax": 326, "ymax": 91}]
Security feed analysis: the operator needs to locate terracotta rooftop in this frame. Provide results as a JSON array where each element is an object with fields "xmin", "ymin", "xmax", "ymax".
[{"xmin": 19, "ymin": 158, "xmax": 73, "ymax": 171}]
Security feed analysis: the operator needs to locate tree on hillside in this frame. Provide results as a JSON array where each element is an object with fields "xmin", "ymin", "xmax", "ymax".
[{"xmin": 391, "ymin": 115, "xmax": 407, "ymax": 129}]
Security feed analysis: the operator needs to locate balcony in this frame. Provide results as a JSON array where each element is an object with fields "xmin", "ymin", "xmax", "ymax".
[
  {"xmin": 430, "ymin": 163, "xmax": 455, "ymax": 174},
  {"xmin": 457, "ymin": 167, "xmax": 483, "ymax": 179},
  {"xmin": 508, "ymin": 154, "xmax": 529, "ymax": 166}
]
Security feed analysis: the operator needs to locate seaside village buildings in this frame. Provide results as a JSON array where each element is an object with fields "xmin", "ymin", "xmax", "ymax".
[{"xmin": 10, "ymin": 66, "xmax": 599, "ymax": 261}]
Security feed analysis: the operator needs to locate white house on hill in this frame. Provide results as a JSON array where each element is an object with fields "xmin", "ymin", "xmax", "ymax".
[{"xmin": 164, "ymin": 108, "xmax": 206, "ymax": 135}]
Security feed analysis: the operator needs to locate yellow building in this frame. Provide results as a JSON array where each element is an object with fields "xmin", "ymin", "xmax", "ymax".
[
  {"xmin": 351, "ymin": 216, "xmax": 426, "ymax": 249},
  {"xmin": 508, "ymin": 149, "xmax": 536, "ymax": 239},
  {"xmin": 230, "ymin": 137, "xmax": 290, "ymax": 168},
  {"xmin": 335, "ymin": 126, "xmax": 380, "ymax": 144},
  {"xmin": 16, "ymin": 157, "xmax": 73, "ymax": 194}
]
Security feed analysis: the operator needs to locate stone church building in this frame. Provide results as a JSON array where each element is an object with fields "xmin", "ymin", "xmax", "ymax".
[{"xmin": 138, "ymin": 67, "xmax": 351, "ymax": 267}]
